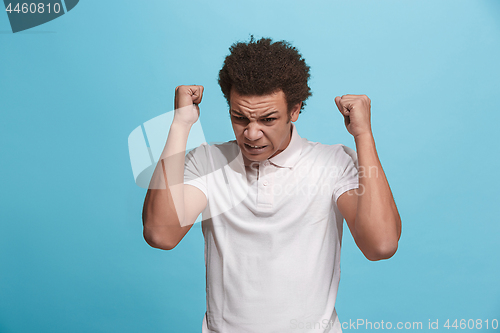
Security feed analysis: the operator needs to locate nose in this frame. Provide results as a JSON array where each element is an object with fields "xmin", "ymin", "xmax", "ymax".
[{"xmin": 244, "ymin": 122, "xmax": 263, "ymax": 141}]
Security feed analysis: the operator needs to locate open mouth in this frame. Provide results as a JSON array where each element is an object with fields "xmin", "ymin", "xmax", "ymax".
[{"xmin": 244, "ymin": 143, "xmax": 267, "ymax": 151}]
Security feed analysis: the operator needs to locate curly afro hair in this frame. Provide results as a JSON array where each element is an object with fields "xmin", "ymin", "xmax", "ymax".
[{"xmin": 218, "ymin": 36, "xmax": 312, "ymax": 115}]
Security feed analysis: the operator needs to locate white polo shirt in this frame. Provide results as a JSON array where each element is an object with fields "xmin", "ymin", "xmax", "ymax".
[{"xmin": 184, "ymin": 123, "xmax": 359, "ymax": 333}]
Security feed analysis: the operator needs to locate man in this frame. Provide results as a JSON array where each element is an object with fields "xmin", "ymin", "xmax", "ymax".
[{"xmin": 142, "ymin": 37, "xmax": 401, "ymax": 333}]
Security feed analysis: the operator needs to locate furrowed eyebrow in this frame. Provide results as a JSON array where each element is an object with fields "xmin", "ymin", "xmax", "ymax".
[
  {"xmin": 230, "ymin": 110, "xmax": 245, "ymax": 116},
  {"xmin": 261, "ymin": 111, "xmax": 278, "ymax": 118},
  {"xmin": 230, "ymin": 110, "xmax": 278, "ymax": 118}
]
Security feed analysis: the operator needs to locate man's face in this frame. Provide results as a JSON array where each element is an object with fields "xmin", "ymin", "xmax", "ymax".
[{"xmin": 229, "ymin": 89, "xmax": 301, "ymax": 164}]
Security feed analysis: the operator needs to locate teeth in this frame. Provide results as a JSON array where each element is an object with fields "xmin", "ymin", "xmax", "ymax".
[{"xmin": 248, "ymin": 144, "xmax": 264, "ymax": 148}]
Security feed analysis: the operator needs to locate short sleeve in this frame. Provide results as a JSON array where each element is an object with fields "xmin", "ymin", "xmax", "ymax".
[
  {"xmin": 184, "ymin": 143, "xmax": 209, "ymax": 199},
  {"xmin": 332, "ymin": 145, "xmax": 359, "ymax": 202}
]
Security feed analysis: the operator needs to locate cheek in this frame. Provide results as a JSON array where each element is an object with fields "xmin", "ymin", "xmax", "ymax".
[
  {"xmin": 273, "ymin": 128, "xmax": 287, "ymax": 147},
  {"xmin": 267, "ymin": 132, "xmax": 279, "ymax": 147},
  {"xmin": 232, "ymin": 124, "xmax": 244, "ymax": 140}
]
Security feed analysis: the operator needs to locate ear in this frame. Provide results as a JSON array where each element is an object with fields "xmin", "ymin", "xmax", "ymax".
[{"xmin": 290, "ymin": 102, "xmax": 301, "ymax": 122}]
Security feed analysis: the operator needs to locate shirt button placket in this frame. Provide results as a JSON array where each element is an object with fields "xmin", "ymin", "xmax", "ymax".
[{"xmin": 257, "ymin": 160, "xmax": 273, "ymax": 207}]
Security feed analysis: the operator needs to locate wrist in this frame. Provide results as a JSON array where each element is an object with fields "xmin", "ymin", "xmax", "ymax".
[
  {"xmin": 171, "ymin": 118, "xmax": 194, "ymax": 131},
  {"xmin": 353, "ymin": 131, "xmax": 374, "ymax": 143}
]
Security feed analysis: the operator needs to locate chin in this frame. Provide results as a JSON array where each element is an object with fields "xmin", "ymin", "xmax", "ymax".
[
  {"xmin": 239, "ymin": 146, "xmax": 271, "ymax": 163},
  {"xmin": 242, "ymin": 152, "xmax": 267, "ymax": 162}
]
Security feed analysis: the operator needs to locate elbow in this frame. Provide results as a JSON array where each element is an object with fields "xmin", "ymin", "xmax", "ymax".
[
  {"xmin": 364, "ymin": 215, "xmax": 402, "ymax": 261},
  {"xmin": 142, "ymin": 210, "xmax": 183, "ymax": 250},
  {"xmin": 364, "ymin": 241, "xmax": 399, "ymax": 261},
  {"xmin": 145, "ymin": 237, "xmax": 177, "ymax": 251},
  {"xmin": 143, "ymin": 227, "xmax": 178, "ymax": 251}
]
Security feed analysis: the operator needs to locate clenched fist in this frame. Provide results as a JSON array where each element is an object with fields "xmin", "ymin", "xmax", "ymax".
[
  {"xmin": 334, "ymin": 94, "xmax": 372, "ymax": 139},
  {"xmin": 173, "ymin": 85, "xmax": 204, "ymax": 127}
]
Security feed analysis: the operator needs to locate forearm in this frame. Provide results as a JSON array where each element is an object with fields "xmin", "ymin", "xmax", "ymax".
[
  {"xmin": 353, "ymin": 132, "xmax": 401, "ymax": 258},
  {"xmin": 142, "ymin": 120, "xmax": 192, "ymax": 249}
]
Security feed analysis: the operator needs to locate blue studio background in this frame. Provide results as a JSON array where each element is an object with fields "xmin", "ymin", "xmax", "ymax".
[{"xmin": 1, "ymin": 1, "xmax": 499, "ymax": 332}]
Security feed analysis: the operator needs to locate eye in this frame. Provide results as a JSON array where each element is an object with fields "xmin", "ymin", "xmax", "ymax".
[
  {"xmin": 232, "ymin": 115, "xmax": 247, "ymax": 121},
  {"xmin": 263, "ymin": 118, "xmax": 276, "ymax": 122}
]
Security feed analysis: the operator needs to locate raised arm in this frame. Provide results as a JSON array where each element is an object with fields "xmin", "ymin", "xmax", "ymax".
[
  {"xmin": 142, "ymin": 85, "xmax": 208, "ymax": 250},
  {"xmin": 334, "ymin": 94, "xmax": 401, "ymax": 261}
]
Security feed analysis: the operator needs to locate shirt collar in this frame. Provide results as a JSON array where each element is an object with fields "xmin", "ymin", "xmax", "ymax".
[
  {"xmin": 269, "ymin": 122, "xmax": 302, "ymax": 168},
  {"xmin": 234, "ymin": 122, "xmax": 303, "ymax": 169}
]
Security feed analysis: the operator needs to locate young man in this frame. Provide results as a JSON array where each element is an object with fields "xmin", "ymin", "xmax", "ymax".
[{"xmin": 142, "ymin": 37, "xmax": 401, "ymax": 333}]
